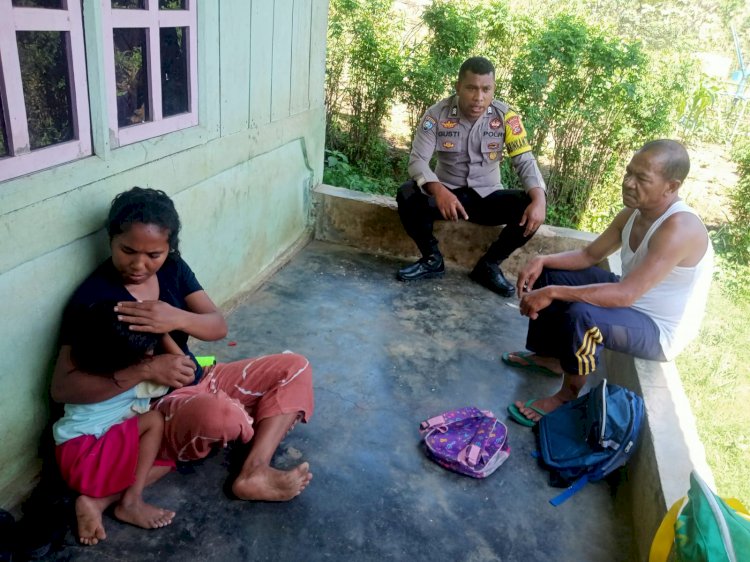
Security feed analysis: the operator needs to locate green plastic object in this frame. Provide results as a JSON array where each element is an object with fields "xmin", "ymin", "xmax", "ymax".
[{"xmin": 195, "ymin": 355, "xmax": 216, "ymax": 368}]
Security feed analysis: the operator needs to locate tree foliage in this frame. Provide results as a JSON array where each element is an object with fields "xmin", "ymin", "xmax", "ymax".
[
  {"xmin": 712, "ymin": 142, "xmax": 750, "ymax": 272},
  {"xmin": 16, "ymin": 30, "xmax": 73, "ymax": 150},
  {"xmin": 509, "ymin": 14, "xmax": 677, "ymax": 228},
  {"xmin": 401, "ymin": 0, "xmax": 482, "ymax": 130},
  {"xmin": 325, "ymin": 0, "xmax": 404, "ymax": 172},
  {"xmin": 324, "ymin": 0, "xmax": 749, "ymax": 231}
]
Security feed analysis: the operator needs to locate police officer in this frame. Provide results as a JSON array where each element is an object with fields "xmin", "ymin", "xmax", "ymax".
[{"xmin": 396, "ymin": 56, "xmax": 546, "ymax": 297}]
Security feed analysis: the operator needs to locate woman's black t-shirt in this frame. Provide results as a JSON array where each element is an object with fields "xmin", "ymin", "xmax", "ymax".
[{"xmin": 60, "ymin": 255, "xmax": 205, "ymax": 381}]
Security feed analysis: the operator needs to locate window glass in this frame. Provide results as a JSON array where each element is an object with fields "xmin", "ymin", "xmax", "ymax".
[
  {"xmin": 114, "ymin": 28, "xmax": 150, "ymax": 127},
  {"xmin": 159, "ymin": 0, "xmax": 186, "ymax": 9},
  {"xmin": 0, "ymin": 96, "xmax": 8, "ymax": 157},
  {"xmin": 161, "ymin": 27, "xmax": 189, "ymax": 117},
  {"xmin": 103, "ymin": 0, "xmax": 197, "ymax": 146},
  {"xmin": 0, "ymin": 0, "xmax": 90, "ymax": 182},
  {"xmin": 16, "ymin": 31, "xmax": 74, "ymax": 150},
  {"xmin": 111, "ymin": 0, "xmax": 145, "ymax": 8},
  {"xmin": 11, "ymin": 0, "xmax": 63, "ymax": 8}
]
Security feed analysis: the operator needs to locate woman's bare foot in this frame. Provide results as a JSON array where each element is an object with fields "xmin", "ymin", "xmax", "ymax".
[
  {"xmin": 232, "ymin": 462, "xmax": 313, "ymax": 501},
  {"xmin": 75, "ymin": 496, "xmax": 109, "ymax": 546},
  {"xmin": 114, "ymin": 498, "xmax": 175, "ymax": 530}
]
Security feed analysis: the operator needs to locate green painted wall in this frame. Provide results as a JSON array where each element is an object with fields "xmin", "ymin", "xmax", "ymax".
[{"xmin": 0, "ymin": 0, "xmax": 329, "ymax": 508}]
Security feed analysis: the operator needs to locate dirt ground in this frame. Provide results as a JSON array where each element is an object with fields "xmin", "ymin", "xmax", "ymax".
[{"xmin": 682, "ymin": 141, "xmax": 739, "ymax": 228}]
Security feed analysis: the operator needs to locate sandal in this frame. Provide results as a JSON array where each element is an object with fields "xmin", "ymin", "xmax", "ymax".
[
  {"xmin": 507, "ymin": 399, "xmax": 547, "ymax": 427},
  {"xmin": 501, "ymin": 351, "xmax": 562, "ymax": 378}
]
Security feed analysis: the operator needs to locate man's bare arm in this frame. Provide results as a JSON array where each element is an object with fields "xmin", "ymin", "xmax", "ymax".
[
  {"xmin": 516, "ymin": 209, "xmax": 632, "ymax": 294},
  {"xmin": 520, "ymin": 211, "xmax": 708, "ymax": 318}
]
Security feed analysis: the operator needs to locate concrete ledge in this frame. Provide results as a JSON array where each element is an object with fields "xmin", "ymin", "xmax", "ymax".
[
  {"xmin": 605, "ymin": 351, "xmax": 715, "ymax": 561},
  {"xmin": 314, "ymin": 184, "xmax": 714, "ymax": 561},
  {"xmin": 313, "ymin": 184, "xmax": 599, "ymax": 275}
]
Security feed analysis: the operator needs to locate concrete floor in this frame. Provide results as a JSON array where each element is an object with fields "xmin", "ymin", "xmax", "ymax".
[{"xmin": 47, "ymin": 240, "xmax": 634, "ymax": 562}]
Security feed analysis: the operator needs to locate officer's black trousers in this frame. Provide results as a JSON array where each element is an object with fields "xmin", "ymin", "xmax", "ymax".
[{"xmin": 395, "ymin": 180, "xmax": 537, "ymax": 263}]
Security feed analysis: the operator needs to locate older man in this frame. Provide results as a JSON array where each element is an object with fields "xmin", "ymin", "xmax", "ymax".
[
  {"xmin": 505, "ymin": 139, "xmax": 713, "ymax": 426},
  {"xmin": 396, "ymin": 56, "xmax": 546, "ymax": 297}
]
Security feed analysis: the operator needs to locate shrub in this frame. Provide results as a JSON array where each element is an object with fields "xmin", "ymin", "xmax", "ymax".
[
  {"xmin": 475, "ymin": 1, "xmax": 537, "ymax": 97},
  {"xmin": 509, "ymin": 14, "xmax": 676, "ymax": 228},
  {"xmin": 325, "ymin": 0, "xmax": 404, "ymax": 167},
  {"xmin": 401, "ymin": 0, "xmax": 483, "ymax": 130},
  {"xmin": 324, "ymin": 0, "xmax": 702, "ymax": 233},
  {"xmin": 323, "ymin": 148, "xmax": 404, "ymax": 196},
  {"xmin": 711, "ymin": 142, "xmax": 750, "ymax": 275}
]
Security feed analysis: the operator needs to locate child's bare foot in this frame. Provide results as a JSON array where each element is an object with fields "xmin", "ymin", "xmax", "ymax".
[
  {"xmin": 232, "ymin": 462, "xmax": 312, "ymax": 501},
  {"xmin": 75, "ymin": 496, "xmax": 108, "ymax": 546},
  {"xmin": 114, "ymin": 498, "xmax": 175, "ymax": 530}
]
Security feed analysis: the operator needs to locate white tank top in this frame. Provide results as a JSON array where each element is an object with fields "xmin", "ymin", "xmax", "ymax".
[{"xmin": 621, "ymin": 201, "xmax": 713, "ymax": 360}]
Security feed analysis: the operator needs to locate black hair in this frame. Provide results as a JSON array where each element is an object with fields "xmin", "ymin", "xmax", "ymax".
[
  {"xmin": 458, "ymin": 57, "xmax": 495, "ymax": 81},
  {"xmin": 70, "ymin": 301, "xmax": 160, "ymax": 376},
  {"xmin": 107, "ymin": 187, "xmax": 181, "ymax": 257},
  {"xmin": 639, "ymin": 139, "xmax": 691, "ymax": 183}
]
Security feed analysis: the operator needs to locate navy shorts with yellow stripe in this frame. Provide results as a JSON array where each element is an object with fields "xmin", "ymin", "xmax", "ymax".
[{"xmin": 526, "ymin": 267, "xmax": 666, "ymax": 376}]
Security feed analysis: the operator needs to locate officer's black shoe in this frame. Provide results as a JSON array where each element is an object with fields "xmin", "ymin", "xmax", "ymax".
[
  {"xmin": 469, "ymin": 260, "xmax": 515, "ymax": 297},
  {"xmin": 397, "ymin": 254, "xmax": 445, "ymax": 281}
]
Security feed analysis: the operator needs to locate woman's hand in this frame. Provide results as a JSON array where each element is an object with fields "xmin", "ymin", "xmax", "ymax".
[
  {"xmin": 115, "ymin": 300, "xmax": 185, "ymax": 333},
  {"xmin": 117, "ymin": 291, "xmax": 227, "ymax": 342},
  {"xmin": 142, "ymin": 354, "xmax": 196, "ymax": 389},
  {"xmin": 51, "ymin": 345, "xmax": 194, "ymax": 403}
]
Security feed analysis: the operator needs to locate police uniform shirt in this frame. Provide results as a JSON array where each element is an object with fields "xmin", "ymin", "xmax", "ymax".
[{"xmin": 408, "ymin": 95, "xmax": 546, "ymax": 198}]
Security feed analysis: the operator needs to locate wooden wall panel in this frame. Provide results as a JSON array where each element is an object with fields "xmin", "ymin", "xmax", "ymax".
[
  {"xmin": 220, "ymin": 0, "xmax": 252, "ymax": 134},
  {"xmin": 290, "ymin": 0, "xmax": 312, "ymax": 115},
  {"xmin": 271, "ymin": 1, "xmax": 294, "ymax": 122}
]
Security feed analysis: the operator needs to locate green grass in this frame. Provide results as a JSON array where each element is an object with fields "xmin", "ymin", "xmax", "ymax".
[{"xmin": 676, "ymin": 271, "xmax": 750, "ymax": 508}]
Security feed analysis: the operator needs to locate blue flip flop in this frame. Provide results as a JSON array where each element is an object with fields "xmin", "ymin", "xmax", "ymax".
[
  {"xmin": 501, "ymin": 351, "xmax": 562, "ymax": 378},
  {"xmin": 507, "ymin": 399, "xmax": 547, "ymax": 427}
]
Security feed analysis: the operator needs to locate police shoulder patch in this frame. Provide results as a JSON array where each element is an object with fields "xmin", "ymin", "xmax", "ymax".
[
  {"xmin": 504, "ymin": 110, "xmax": 531, "ymax": 157},
  {"xmin": 422, "ymin": 116, "xmax": 436, "ymax": 131}
]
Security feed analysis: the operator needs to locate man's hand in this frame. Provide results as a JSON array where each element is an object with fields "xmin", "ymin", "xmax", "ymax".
[
  {"xmin": 139, "ymin": 354, "xmax": 196, "ymax": 389},
  {"xmin": 427, "ymin": 182, "xmax": 469, "ymax": 221},
  {"xmin": 519, "ymin": 286, "xmax": 554, "ymax": 320},
  {"xmin": 520, "ymin": 191, "xmax": 546, "ymax": 237},
  {"xmin": 516, "ymin": 255, "xmax": 545, "ymax": 296},
  {"xmin": 115, "ymin": 300, "xmax": 185, "ymax": 333}
]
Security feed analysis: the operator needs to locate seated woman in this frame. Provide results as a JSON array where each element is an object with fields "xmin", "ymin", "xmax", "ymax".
[{"xmin": 51, "ymin": 187, "xmax": 314, "ymax": 529}]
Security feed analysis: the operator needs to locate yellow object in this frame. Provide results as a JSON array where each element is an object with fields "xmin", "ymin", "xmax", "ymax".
[{"xmin": 649, "ymin": 473, "xmax": 750, "ymax": 562}]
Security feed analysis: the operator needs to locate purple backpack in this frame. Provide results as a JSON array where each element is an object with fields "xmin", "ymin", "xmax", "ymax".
[{"xmin": 419, "ymin": 407, "xmax": 510, "ymax": 478}]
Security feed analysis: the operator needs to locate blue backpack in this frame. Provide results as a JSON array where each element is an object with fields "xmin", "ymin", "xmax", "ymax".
[{"xmin": 536, "ymin": 379, "xmax": 644, "ymax": 506}]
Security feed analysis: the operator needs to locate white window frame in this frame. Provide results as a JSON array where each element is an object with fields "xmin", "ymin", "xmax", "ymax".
[
  {"xmin": 0, "ymin": 0, "xmax": 92, "ymax": 183},
  {"xmin": 101, "ymin": 0, "xmax": 198, "ymax": 148}
]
